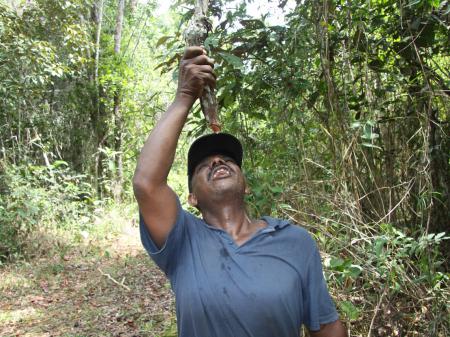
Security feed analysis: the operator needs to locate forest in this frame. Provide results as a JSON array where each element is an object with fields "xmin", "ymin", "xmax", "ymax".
[{"xmin": 0, "ymin": 0, "xmax": 449, "ymax": 336}]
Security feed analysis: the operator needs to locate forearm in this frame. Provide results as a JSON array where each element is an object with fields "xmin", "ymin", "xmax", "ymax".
[
  {"xmin": 309, "ymin": 320, "xmax": 347, "ymax": 337},
  {"xmin": 133, "ymin": 94, "xmax": 194, "ymax": 190}
]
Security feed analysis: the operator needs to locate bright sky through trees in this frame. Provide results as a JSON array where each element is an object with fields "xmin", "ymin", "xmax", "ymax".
[{"xmin": 156, "ymin": 0, "xmax": 296, "ymax": 25}]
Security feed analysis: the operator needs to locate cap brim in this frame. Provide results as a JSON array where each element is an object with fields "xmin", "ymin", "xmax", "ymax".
[{"xmin": 187, "ymin": 133, "xmax": 243, "ymax": 180}]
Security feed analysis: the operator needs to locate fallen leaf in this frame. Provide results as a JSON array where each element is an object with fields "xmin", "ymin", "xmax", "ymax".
[{"xmin": 40, "ymin": 280, "xmax": 49, "ymax": 293}]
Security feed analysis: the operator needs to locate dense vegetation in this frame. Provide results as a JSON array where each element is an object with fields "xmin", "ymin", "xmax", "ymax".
[{"xmin": 1, "ymin": 0, "xmax": 448, "ymax": 336}]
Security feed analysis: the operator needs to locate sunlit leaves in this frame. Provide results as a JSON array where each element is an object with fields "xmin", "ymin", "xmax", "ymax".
[
  {"xmin": 339, "ymin": 301, "xmax": 360, "ymax": 321},
  {"xmin": 218, "ymin": 52, "xmax": 244, "ymax": 69}
]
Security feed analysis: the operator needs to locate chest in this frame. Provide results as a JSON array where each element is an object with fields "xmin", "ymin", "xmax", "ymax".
[{"xmin": 172, "ymin": 230, "xmax": 304, "ymax": 311}]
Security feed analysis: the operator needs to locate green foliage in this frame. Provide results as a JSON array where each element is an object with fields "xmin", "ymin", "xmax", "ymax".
[
  {"xmin": 159, "ymin": 319, "xmax": 178, "ymax": 337},
  {"xmin": 319, "ymin": 218, "xmax": 449, "ymax": 334},
  {"xmin": 0, "ymin": 160, "xmax": 95, "ymax": 261},
  {"xmin": 245, "ymin": 168, "xmax": 285, "ymax": 217},
  {"xmin": 0, "ymin": 0, "xmax": 95, "ymax": 172},
  {"xmin": 339, "ymin": 300, "xmax": 360, "ymax": 321}
]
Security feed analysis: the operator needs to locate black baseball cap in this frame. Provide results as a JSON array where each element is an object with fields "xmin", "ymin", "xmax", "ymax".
[{"xmin": 187, "ymin": 133, "xmax": 243, "ymax": 191}]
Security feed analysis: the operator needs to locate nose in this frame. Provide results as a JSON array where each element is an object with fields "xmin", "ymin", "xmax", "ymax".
[{"xmin": 210, "ymin": 156, "xmax": 225, "ymax": 168}]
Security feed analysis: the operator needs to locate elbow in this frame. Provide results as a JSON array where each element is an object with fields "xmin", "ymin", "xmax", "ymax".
[
  {"xmin": 132, "ymin": 172, "xmax": 164, "ymax": 199},
  {"xmin": 132, "ymin": 174, "xmax": 152, "ymax": 199}
]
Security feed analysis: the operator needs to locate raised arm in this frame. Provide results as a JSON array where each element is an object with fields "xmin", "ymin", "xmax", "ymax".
[{"xmin": 132, "ymin": 46, "xmax": 215, "ymax": 248}]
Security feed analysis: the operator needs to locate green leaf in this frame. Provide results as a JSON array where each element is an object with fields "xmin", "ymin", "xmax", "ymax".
[
  {"xmin": 339, "ymin": 301, "xmax": 360, "ymax": 320},
  {"xmin": 279, "ymin": 203, "xmax": 294, "ymax": 211},
  {"xmin": 52, "ymin": 160, "xmax": 68, "ymax": 168},
  {"xmin": 434, "ymin": 232, "xmax": 447, "ymax": 240},
  {"xmin": 240, "ymin": 19, "xmax": 265, "ymax": 29},
  {"xmin": 156, "ymin": 36, "xmax": 172, "ymax": 47},
  {"xmin": 362, "ymin": 132, "xmax": 379, "ymax": 140},
  {"xmin": 346, "ymin": 265, "xmax": 363, "ymax": 279},
  {"xmin": 362, "ymin": 142, "xmax": 382, "ymax": 150},
  {"xmin": 223, "ymin": 94, "xmax": 234, "ymax": 108},
  {"xmin": 330, "ymin": 257, "xmax": 345, "ymax": 269},
  {"xmin": 219, "ymin": 52, "xmax": 244, "ymax": 69},
  {"xmin": 406, "ymin": 0, "xmax": 421, "ymax": 7},
  {"xmin": 204, "ymin": 36, "xmax": 219, "ymax": 50},
  {"xmin": 269, "ymin": 186, "xmax": 283, "ymax": 193},
  {"xmin": 374, "ymin": 237, "xmax": 386, "ymax": 257}
]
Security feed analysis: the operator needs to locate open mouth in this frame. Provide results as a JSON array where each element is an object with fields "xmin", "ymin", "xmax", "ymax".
[{"xmin": 209, "ymin": 165, "xmax": 231, "ymax": 180}]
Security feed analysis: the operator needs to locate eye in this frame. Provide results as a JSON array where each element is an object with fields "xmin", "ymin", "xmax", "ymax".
[
  {"xmin": 195, "ymin": 163, "xmax": 208, "ymax": 173},
  {"xmin": 223, "ymin": 157, "xmax": 236, "ymax": 164}
]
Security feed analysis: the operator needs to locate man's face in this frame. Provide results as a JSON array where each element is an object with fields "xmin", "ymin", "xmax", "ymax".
[{"xmin": 189, "ymin": 154, "xmax": 246, "ymax": 207}]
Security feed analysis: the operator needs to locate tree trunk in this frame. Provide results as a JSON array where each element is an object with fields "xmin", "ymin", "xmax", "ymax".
[
  {"xmin": 90, "ymin": 0, "xmax": 108, "ymax": 197},
  {"xmin": 113, "ymin": 0, "xmax": 125, "ymax": 201},
  {"xmin": 114, "ymin": 0, "xmax": 125, "ymax": 54},
  {"xmin": 94, "ymin": 0, "xmax": 103, "ymax": 83},
  {"xmin": 91, "ymin": 0, "xmax": 104, "ymax": 197}
]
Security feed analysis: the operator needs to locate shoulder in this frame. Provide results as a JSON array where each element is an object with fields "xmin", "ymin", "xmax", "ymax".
[{"xmin": 263, "ymin": 216, "xmax": 318, "ymax": 250}]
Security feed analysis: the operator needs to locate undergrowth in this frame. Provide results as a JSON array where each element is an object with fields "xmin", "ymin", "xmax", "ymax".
[
  {"xmin": 280, "ymin": 192, "xmax": 450, "ymax": 337},
  {"xmin": 0, "ymin": 160, "xmax": 131, "ymax": 263}
]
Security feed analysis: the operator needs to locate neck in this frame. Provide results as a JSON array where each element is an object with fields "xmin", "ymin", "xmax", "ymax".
[{"xmin": 201, "ymin": 198, "xmax": 252, "ymax": 238}]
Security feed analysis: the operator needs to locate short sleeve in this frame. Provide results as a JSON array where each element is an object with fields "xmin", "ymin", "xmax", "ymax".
[
  {"xmin": 139, "ymin": 196, "xmax": 186, "ymax": 276},
  {"xmin": 302, "ymin": 245, "xmax": 339, "ymax": 331}
]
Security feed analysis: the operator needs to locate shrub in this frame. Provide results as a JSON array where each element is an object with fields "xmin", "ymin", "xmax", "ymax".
[{"xmin": 0, "ymin": 160, "xmax": 95, "ymax": 261}]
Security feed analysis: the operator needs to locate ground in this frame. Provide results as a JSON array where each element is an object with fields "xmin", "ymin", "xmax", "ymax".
[{"xmin": 0, "ymin": 225, "xmax": 176, "ymax": 337}]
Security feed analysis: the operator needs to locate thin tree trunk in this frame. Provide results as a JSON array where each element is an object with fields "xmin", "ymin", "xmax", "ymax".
[
  {"xmin": 91, "ymin": 0, "xmax": 106, "ymax": 197},
  {"xmin": 94, "ymin": 0, "xmax": 103, "ymax": 82},
  {"xmin": 113, "ymin": 0, "xmax": 125, "ymax": 202},
  {"xmin": 114, "ymin": 0, "xmax": 125, "ymax": 54},
  {"xmin": 94, "ymin": 0, "xmax": 104, "ymax": 196}
]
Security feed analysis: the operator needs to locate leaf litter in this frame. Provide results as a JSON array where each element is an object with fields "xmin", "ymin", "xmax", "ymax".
[{"xmin": 0, "ymin": 225, "xmax": 175, "ymax": 337}]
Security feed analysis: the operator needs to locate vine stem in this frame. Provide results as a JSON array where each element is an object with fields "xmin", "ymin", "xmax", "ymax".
[{"xmin": 367, "ymin": 285, "xmax": 388, "ymax": 337}]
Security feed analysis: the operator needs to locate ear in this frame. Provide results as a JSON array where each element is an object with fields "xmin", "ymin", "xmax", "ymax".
[
  {"xmin": 188, "ymin": 193, "xmax": 198, "ymax": 207},
  {"xmin": 244, "ymin": 183, "xmax": 251, "ymax": 195}
]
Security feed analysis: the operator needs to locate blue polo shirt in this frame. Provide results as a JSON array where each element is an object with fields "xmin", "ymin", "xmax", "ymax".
[{"xmin": 140, "ymin": 198, "xmax": 338, "ymax": 337}]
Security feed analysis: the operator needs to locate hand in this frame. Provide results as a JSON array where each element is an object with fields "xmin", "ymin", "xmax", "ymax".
[{"xmin": 176, "ymin": 46, "xmax": 216, "ymax": 104}]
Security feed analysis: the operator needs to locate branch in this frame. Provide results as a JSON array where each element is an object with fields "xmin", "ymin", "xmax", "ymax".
[
  {"xmin": 184, "ymin": 0, "xmax": 220, "ymax": 133},
  {"xmin": 98, "ymin": 267, "xmax": 131, "ymax": 291}
]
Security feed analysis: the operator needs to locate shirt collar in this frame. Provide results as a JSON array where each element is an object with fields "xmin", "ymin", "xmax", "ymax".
[
  {"xmin": 260, "ymin": 216, "xmax": 291, "ymax": 232},
  {"xmin": 200, "ymin": 215, "xmax": 290, "ymax": 233}
]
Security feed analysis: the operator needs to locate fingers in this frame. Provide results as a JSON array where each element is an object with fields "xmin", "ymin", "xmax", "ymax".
[
  {"xmin": 194, "ymin": 64, "xmax": 216, "ymax": 77},
  {"xmin": 183, "ymin": 47, "xmax": 214, "ymax": 65},
  {"xmin": 202, "ymin": 73, "xmax": 216, "ymax": 89},
  {"xmin": 195, "ymin": 73, "xmax": 216, "ymax": 97},
  {"xmin": 183, "ymin": 54, "xmax": 214, "ymax": 69},
  {"xmin": 189, "ymin": 54, "xmax": 214, "ymax": 66},
  {"xmin": 184, "ymin": 66, "xmax": 215, "ymax": 88},
  {"xmin": 183, "ymin": 46, "xmax": 206, "ymax": 60},
  {"xmin": 177, "ymin": 47, "xmax": 217, "ymax": 98}
]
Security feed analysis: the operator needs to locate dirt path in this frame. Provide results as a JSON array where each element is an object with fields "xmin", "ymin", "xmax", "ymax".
[{"xmin": 0, "ymin": 226, "xmax": 176, "ymax": 337}]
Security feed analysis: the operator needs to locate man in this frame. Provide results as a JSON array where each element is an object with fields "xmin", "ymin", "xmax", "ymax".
[{"xmin": 133, "ymin": 46, "xmax": 347, "ymax": 337}]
